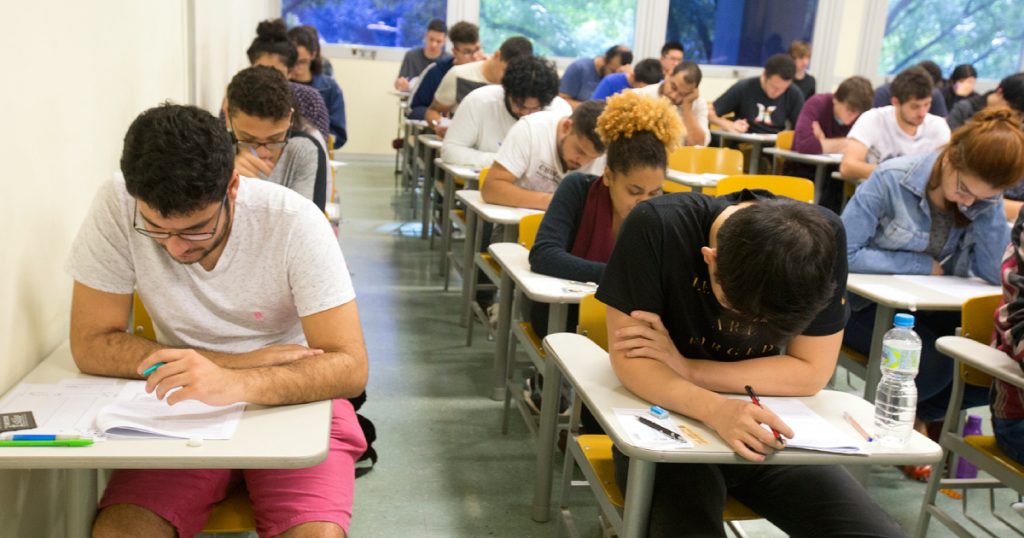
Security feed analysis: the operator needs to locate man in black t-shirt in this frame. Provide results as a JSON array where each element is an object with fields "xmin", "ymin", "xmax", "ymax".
[
  {"xmin": 597, "ymin": 190, "xmax": 903, "ymax": 538},
  {"xmin": 710, "ymin": 54, "xmax": 805, "ymax": 135}
]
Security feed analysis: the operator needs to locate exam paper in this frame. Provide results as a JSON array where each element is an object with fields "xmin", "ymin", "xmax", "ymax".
[
  {"xmin": 94, "ymin": 381, "xmax": 245, "ymax": 439},
  {"xmin": 756, "ymin": 397, "xmax": 867, "ymax": 455},
  {"xmin": 614, "ymin": 408, "xmax": 693, "ymax": 450},
  {"xmin": 0, "ymin": 378, "xmax": 125, "ymax": 436}
]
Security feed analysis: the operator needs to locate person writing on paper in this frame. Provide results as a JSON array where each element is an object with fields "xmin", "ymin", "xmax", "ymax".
[
  {"xmin": 709, "ymin": 54, "xmax": 804, "ymax": 135},
  {"xmin": 67, "ymin": 104, "xmax": 367, "ymax": 538},
  {"xmin": 598, "ymin": 185, "xmax": 903, "ymax": 535},
  {"xmin": 394, "ymin": 18, "xmax": 449, "ymax": 92},
  {"xmin": 528, "ymin": 92, "xmax": 681, "ymax": 337}
]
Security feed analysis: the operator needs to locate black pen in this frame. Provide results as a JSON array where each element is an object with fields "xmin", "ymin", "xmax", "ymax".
[{"xmin": 636, "ymin": 416, "xmax": 685, "ymax": 442}]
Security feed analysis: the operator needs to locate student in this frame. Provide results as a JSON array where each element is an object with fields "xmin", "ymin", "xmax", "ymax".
[
  {"xmin": 244, "ymin": 19, "xmax": 330, "ymax": 143},
  {"xmin": 947, "ymin": 72, "xmax": 1024, "ymax": 131},
  {"xmin": 425, "ymin": 36, "xmax": 533, "ymax": 137},
  {"xmin": 874, "ymin": 60, "xmax": 949, "ymax": 117},
  {"xmin": 288, "ymin": 25, "xmax": 347, "ymax": 149},
  {"xmin": 840, "ymin": 66, "xmax": 950, "ymax": 180},
  {"xmin": 67, "ymin": 104, "xmax": 368, "ymax": 538},
  {"xmin": 590, "ymin": 58, "xmax": 663, "ymax": 100},
  {"xmin": 789, "ymin": 76, "xmax": 873, "ymax": 212},
  {"xmin": 789, "ymin": 40, "xmax": 816, "ymax": 98},
  {"xmin": 842, "ymin": 108, "xmax": 1024, "ymax": 478},
  {"xmin": 395, "ymin": 19, "xmax": 449, "ymax": 92},
  {"xmin": 559, "ymin": 45, "xmax": 633, "ymax": 108},
  {"xmin": 226, "ymin": 66, "xmax": 328, "ymax": 211},
  {"xmin": 441, "ymin": 56, "xmax": 569, "ymax": 169},
  {"xmin": 482, "ymin": 100, "xmax": 607, "ymax": 211},
  {"xmin": 597, "ymin": 149, "xmax": 902, "ymax": 537},
  {"xmin": 407, "ymin": 21, "xmax": 481, "ymax": 121},
  {"xmin": 943, "ymin": 64, "xmax": 978, "ymax": 111},
  {"xmin": 635, "ymin": 61, "xmax": 710, "ymax": 146},
  {"xmin": 710, "ymin": 54, "xmax": 804, "ymax": 134},
  {"xmin": 528, "ymin": 92, "xmax": 682, "ymax": 336},
  {"xmin": 658, "ymin": 41, "xmax": 684, "ymax": 79},
  {"xmin": 993, "ymin": 208, "xmax": 1024, "ymax": 466}
]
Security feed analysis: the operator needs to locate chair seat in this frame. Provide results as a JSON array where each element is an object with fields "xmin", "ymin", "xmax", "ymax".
[
  {"xmin": 964, "ymin": 435, "xmax": 1024, "ymax": 476},
  {"xmin": 202, "ymin": 486, "xmax": 255, "ymax": 533},
  {"xmin": 518, "ymin": 321, "xmax": 546, "ymax": 358},
  {"xmin": 477, "ymin": 253, "xmax": 501, "ymax": 276}
]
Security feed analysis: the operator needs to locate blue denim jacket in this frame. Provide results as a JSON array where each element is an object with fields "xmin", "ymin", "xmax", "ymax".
[{"xmin": 841, "ymin": 151, "xmax": 1008, "ymax": 285}]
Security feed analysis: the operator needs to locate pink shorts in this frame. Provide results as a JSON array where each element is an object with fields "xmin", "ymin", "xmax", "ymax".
[{"xmin": 99, "ymin": 399, "xmax": 367, "ymax": 538}]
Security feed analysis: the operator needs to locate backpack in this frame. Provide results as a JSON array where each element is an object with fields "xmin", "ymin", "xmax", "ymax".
[{"xmin": 349, "ymin": 391, "xmax": 377, "ymax": 477}]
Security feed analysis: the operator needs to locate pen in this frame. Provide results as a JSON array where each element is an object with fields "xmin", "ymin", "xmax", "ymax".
[
  {"xmin": 9, "ymin": 434, "xmax": 81, "ymax": 441},
  {"xmin": 744, "ymin": 385, "xmax": 784, "ymax": 443},
  {"xmin": 0, "ymin": 439, "xmax": 93, "ymax": 447},
  {"xmin": 843, "ymin": 412, "xmax": 873, "ymax": 442},
  {"xmin": 636, "ymin": 416, "xmax": 686, "ymax": 442},
  {"xmin": 142, "ymin": 362, "xmax": 166, "ymax": 377}
]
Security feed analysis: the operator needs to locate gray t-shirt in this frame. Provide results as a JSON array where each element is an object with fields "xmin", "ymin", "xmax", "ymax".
[
  {"xmin": 926, "ymin": 199, "xmax": 955, "ymax": 259},
  {"xmin": 399, "ymin": 48, "xmax": 451, "ymax": 80},
  {"xmin": 266, "ymin": 136, "xmax": 320, "ymax": 204},
  {"xmin": 66, "ymin": 177, "xmax": 355, "ymax": 353}
]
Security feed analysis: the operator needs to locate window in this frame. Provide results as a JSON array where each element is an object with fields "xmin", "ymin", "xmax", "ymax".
[
  {"xmin": 665, "ymin": 0, "xmax": 818, "ymax": 67},
  {"xmin": 879, "ymin": 0, "xmax": 1024, "ymax": 80},
  {"xmin": 282, "ymin": 0, "xmax": 446, "ymax": 48},
  {"xmin": 479, "ymin": 0, "xmax": 637, "ymax": 58}
]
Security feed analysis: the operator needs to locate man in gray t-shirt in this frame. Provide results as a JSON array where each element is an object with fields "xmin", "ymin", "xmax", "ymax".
[{"xmin": 394, "ymin": 18, "xmax": 450, "ymax": 92}]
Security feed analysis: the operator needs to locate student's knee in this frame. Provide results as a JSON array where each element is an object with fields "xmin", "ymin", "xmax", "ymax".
[
  {"xmin": 274, "ymin": 521, "xmax": 346, "ymax": 538},
  {"xmin": 92, "ymin": 503, "xmax": 175, "ymax": 538}
]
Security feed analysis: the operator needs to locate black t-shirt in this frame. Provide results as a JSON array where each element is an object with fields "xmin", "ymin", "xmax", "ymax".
[
  {"xmin": 714, "ymin": 77, "xmax": 805, "ymax": 134},
  {"xmin": 595, "ymin": 190, "xmax": 849, "ymax": 362},
  {"xmin": 793, "ymin": 74, "xmax": 816, "ymax": 99}
]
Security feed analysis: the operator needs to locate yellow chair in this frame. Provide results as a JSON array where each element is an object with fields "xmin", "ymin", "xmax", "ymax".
[
  {"xmin": 715, "ymin": 174, "xmax": 814, "ymax": 203},
  {"xmin": 665, "ymin": 146, "xmax": 745, "ymax": 195},
  {"xmin": 918, "ymin": 294, "xmax": 1024, "ymax": 537},
  {"xmin": 131, "ymin": 296, "xmax": 257, "ymax": 534},
  {"xmin": 770, "ymin": 130, "xmax": 795, "ymax": 173},
  {"xmin": 517, "ymin": 213, "xmax": 543, "ymax": 250}
]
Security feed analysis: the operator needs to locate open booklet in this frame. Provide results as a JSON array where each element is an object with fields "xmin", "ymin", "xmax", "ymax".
[{"xmin": 95, "ymin": 381, "xmax": 245, "ymax": 439}]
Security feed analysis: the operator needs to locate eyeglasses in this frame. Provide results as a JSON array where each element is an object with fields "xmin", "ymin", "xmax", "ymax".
[
  {"xmin": 228, "ymin": 118, "xmax": 290, "ymax": 154},
  {"xmin": 452, "ymin": 45, "xmax": 481, "ymax": 57},
  {"xmin": 956, "ymin": 171, "xmax": 999, "ymax": 204},
  {"xmin": 133, "ymin": 195, "xmax": 228, "ymax": 241},
  {"xmin": 508, "ymin": 98, "xmax": 543, "ymax": 115}
]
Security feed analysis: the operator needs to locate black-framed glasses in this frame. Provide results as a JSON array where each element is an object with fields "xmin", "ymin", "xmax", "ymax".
[
  {"xmin": 956, "ymin": 171, "xmax": 999, "ymax": 204},
  {"xmin": 228, "ymin": 117, "xmax": 290, "ymax": 154},
  {"xmin": 133, "ymin": 195, "xmax": 227, "ymax": 241}
]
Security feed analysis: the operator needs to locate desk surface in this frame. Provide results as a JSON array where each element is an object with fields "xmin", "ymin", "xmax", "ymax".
[
  {"xmin": 0, "ymin": 342, "xmax": 331, "ymax": 469},
  {"xmin": 489, "ymin": 243, "xmax": 598, "ymax": 304},
  {"xmin": 665, "ymin": 170, "xmax": 725, "ymax": 188},
  {"xmin": 435, "ymin": 158, "xmax": 480, "ymax": 181},
  {"xmin": 763, "ymin": 147, "xmax": 842, "ymax": 165},
  {"xmin": 847, "ymin": 273, "xmax": 1000, "ymax": 311},
  {"xmin": 404, "ymin": 118, "xmax": 428, "ymax": 128},
  {"xmin": 936, "ymin": 336, "xmax": 1024, "ymax": 387},
  {"xmin": 543, "ymin": 332, "xmax": 942, "ymax": 465},
  {"xmin": 418, "ymin": 134, "xmax": 443, "ymax": 149},
  {"xmin": 716, "ymin": 131, "xmax": 778, "ymax": 144},
  {"xmin": 455, "ymin": 191, "xmax": 541, "ymax": 225}
]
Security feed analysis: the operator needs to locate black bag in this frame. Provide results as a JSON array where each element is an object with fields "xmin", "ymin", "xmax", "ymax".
[{"xmin": 348, "ymin": 391, "xmax": 377, "ymax": 477}]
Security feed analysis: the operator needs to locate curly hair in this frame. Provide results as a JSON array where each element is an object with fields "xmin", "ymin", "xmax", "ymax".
[
  {"xmin": 226, "ymin": 66, "xmax": 294, "ymax": 122},
  {"xmin": 246, "ymin": 19, "xmax": 297, "ymax": 68},
  {"xmin": 501, "ymin": 55, "xmax": 559, "ymax": 107},
  {"xmin": 121, "ymin": 103, "xmax": 234, "ymax": 217},
  {"xmin": 595, "ymin": 92, "xmax": 683, "ymax": 175}
]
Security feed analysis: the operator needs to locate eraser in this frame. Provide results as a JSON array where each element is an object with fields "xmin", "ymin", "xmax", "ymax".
[
  {"xmin": 649, "ymin": 405, "xmax": 669, "ymax": 420},
  {"xmin": 187, "ymin": 438, "xmax": 204, "ymax": 447}
]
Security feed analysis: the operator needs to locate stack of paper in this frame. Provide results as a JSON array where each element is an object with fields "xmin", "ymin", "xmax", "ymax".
[
  {"xmin": 758, "ymin": 397, "xmax": 867, "ymax": 455},
  {"xmin": 95, "ymin": 382, "xmax": 245, "ymax": 440}
]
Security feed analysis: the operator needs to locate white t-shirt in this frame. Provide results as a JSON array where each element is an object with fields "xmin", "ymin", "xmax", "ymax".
[
  {"xmin": 441, "ymin": 85, "xmax": 572, "ymax": 169},
  {"xmin": 66, "ymin": 177, "xmax": 354, "ymax": 353},
  {"xmin": 634, "ymin": 83, "xmax": 711, "ymax": 146},
  {"xmin": 494, "ymin": 110, "xmax": 606, "ymax": 193},
  {"xmin": 847, "ymin": 105, "xmax": 951, "ymax": 164},
  {"xmin": 434, "ymin": 61, "xmax": 487, "ymax": 108}
]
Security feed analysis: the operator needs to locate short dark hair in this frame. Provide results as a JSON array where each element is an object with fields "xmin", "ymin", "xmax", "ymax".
[
  {"xmin": 661, "ymin": 41, "xmax": 684, "ymax": 56},
  {"xmin": 569, "ymin": 100, "xmax": 607, "ymax": 153},
  {"xmin": 891, "ymin": 66, "xmax": 933, "ymax": 103},
  {"xmin": 673, "ymin": 61, "xmax": 703, "ymax": 87},
  {"xmin": 448, "ymin": 21, "xmax": 478, "ymax": 45},
  {"xmin": 121, "ymin": 104, "xmax": 234, "ymax": 217},
  {"xmin": 715, "ymin": 199, "xmax": 837, "ymax": 342},
  {"xmin": 949, "ymin": 64, "xmax": 978, "ymax": 84},
  {"xmin": 502, "ymin": 55, "xmax": 559, "ymax": 107},
  {"xmin": 834, "ymin": 75, "xmax": 874, "ymax": 114},
  {"xmin": 498, "ymin": 36, "xmax": 533, "ymax": 64},
  {"xmin": 247, "ymin": 19, "xmax": 297, "ymax": 69},
  {"xmin": 917, "ymin": 60, "xmax": 943, "ymax": 85},
  {"xmin": 287, "ymin": 25, "xmax": 323, "ymax": 76},
  {"xmin": 604, "ymin": 45, "xmax": 634, "ymax": 67},
  {"xmin": 426, "ymin": 18, "xmax": 446, "ymax": 34},
  {"xmin": 227, "ymin": 66, "xmax": 295, "ymax": 122},
  {"xmin": 763, "ymin": 53, "xmax": 796, "ymax": 81},
  {"xmin": 998, "ymin": 73, "xmax": 1024, "ymax": 112},
  {"xmin": 632, "ymin": 59, "xmax": 664, "ymax": 85}
]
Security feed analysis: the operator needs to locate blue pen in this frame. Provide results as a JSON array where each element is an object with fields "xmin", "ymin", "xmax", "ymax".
[
  {"xmin": 142, "ymin": 362, "xmax": 166, "ymax": 377},
  {"xmin": 11, "ymin": 434, "xmax": 81, "ymax": 441}
]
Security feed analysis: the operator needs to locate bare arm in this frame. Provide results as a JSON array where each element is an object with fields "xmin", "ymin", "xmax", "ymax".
[
  {"xmin": 559, "ymin": 93, "xmax": 581, "ymax": 110},
  {"xmin": 425, "ymin": 100, "xmax": 453, "ymax": 137},
  {"xmin": 1007, "ymin": 200, "xmax": 1023, "ymax": 222},
  {"xmin": 840, "ymin": 139, "xmax": 875, "ymax": 179},
  {"xmin": 680, "ymin": 95, "xmax": 706, "ymax": 146},
  {"xmin": 818, "ymin": 137, "xmax": 849, "ymax": 153},
  {"xmin": 481, "ymin": 161, "xmax": 554, "ymax": 210},
  {"xmin": 394, "ymin": 77, "xmax": 410, "ymax": 92},
  {"xmin": 708, "ymin": 109, "xmax": 748, "ymax": 133}
]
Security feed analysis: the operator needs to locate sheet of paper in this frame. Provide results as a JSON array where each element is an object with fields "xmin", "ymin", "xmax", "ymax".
[
  {"xmin": 756, "ymin": 397, "xmax": 867, "ymax": 455},
  {"xmin": 0, "ymin": 378, "xmax": 125, "ymax": 436},
  {"xmin": 891, "ymin": 275, "xmax": 1000, "ymax": 302},
  {"xmin": 823, "ymin": 153, "xmax": 843, "ymax": 160},
  {"xmin": 94, "ymin": 381, "xmax": 245, "ymax": 440},
  {"xmin": 614, "ymin": 408, "xmax": 693, "ymax": 450}
]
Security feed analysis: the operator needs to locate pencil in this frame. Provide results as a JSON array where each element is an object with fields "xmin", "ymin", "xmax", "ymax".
[{"xmin": 843, "ymin": 411, "xmax": 873, "ymax": 442}]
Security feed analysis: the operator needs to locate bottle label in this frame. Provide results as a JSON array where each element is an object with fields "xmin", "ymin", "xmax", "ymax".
[{"xmin": 881, "ymin": 345, "xmax": 920, "ymax": 371}]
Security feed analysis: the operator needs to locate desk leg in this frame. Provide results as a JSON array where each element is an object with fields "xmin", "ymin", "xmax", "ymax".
[
  {"xmin": 493, "ymin": 271, "xmax": 515, "ymax": 401},
  {"xmin": 441, "ymin": 172, "xmax": 454, "ymax": 284},
  {"xmin": 748, "ymin": 142, "xmax": 763, "ymax": 174},
  {"xmin": 621, "ymin": 458, "xmax": 655, "ymax": 538},
  {"xmin": 813, "ymin": 164, "xmax": 827, "ymax": 204},
  {"xmin": 531, "ymin": 303, "xmax": 568, "ymax": 522},
  {"xmin": 66, "ymin": 469, "xmax": 96, "ymax": 538},
  {"xmin": 420, "ymin": 152, "xmax": 434, "ymax": 239},
  {"xmin": 460, "ymin": 210, "xmax": 480, "ymax": 330},
  {"xmin": 864, "ymin": 305, "xmax": 894, "ymax": 402}
]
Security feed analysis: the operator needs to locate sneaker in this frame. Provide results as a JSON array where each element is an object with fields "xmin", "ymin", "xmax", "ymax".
[
  {"xmin": 487, "ymin": 303, "xmax": 500, "ymax": 330},
  {"xmin": 522, "ymin": 369, "xmax": 542, "ymax": 415},
  {"xmin": 899, "ymin": 464, "xmax": 932, "ymax": 482}
]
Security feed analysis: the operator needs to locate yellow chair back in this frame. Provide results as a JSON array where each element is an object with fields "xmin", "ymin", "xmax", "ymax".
[
  {"xmin": 517, "ymin": 213, "xmax": 544, "ymax": 250},
  {"xmin": 131, "ymin": 294, "xmax": 156, "ymax": 341},
  {"xmin": 668, "ymin": 146, "xmax": 744, "ymax": 175},
  {"xmin": 960, "ymin": 294, "xmax": 1003, "ymax": 387},
  {"xmin": 477, "ymin": 167, "xmax": 490, "ymax": 189},
  {"xmin": 775, "ymin": 130, "xmax": 794, "ymax": 151},
  {"xmin": 716, "ymin": 174, "xmax": 814, "ymax": 203},
  {"xmin": 662, "ymin": 180, "xmax": 692, "ymax": 194},
  {"xmin": 577, "ymin": 294, "xmax": 608, "ymax": 350}
]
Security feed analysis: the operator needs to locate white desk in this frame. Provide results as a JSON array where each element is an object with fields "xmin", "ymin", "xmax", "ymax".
[
  {"xmin": 846, "ymin": 273, "xmax": 1001, "ymax": 401},
  {"xmin": 416, "ymin": 134, "xmax": 443, "ymax": 239},
  {"xmin": 762, "ymin": 148, "xmax": 841, "ymax": 198},
  {"xmin": 434, "ymin": 159, "xmax": 481, "ymax": 288},
  {"xmin": 0, "ymin": 342, "xmax": 331, "ymax": 538},
  {"xmin": 715, "ymin": 132, "xmax": 778, "ymax": 174},
  {"xmin": 665, "ymin": 170, "xmax": 726, "ymax": 193},
  {"xmin": 401, "ymin": 119, "xmax": 430, "ymax": 191},
  {"xmin": 542, "ymin": 333, "xmax": 943, "ymax": 535}
]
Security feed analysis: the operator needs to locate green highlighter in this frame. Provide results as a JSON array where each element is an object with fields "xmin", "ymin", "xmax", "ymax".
[{"xmin": 0, "ymin": 439, "xmax": 94, "ymax": 447}]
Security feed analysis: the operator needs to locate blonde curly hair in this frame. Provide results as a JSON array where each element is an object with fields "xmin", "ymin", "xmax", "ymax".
[{"xmin": 595, "ymin": 91, "xmax": 684, "ymax": 150}]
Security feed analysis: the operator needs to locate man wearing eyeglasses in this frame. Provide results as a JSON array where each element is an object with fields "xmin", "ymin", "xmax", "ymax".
[
  {"xmin": 406, "ymin": 21, "xmax": 482, "ymax": 121},
  {"xmin": 66, "ymin": 103, "xmax": 368, "ymax": 538}
]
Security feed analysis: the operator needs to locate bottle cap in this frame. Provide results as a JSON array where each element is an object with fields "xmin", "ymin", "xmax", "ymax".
[{"xmin": 893, "ymin": 313, "xmax": 915, "ymax": 328}]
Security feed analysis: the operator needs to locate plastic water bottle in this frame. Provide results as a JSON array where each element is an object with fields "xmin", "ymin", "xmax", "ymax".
[
  {"xmin": 873, "ymin": 313, "xmax": 922, "ymax": 449},
  {"xmin": 955, "ymin": 415, "xmax": 983, "ymax": 478}
]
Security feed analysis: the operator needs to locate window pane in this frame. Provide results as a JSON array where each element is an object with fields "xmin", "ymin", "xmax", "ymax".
[
  {"xmin": 283, "ymin": 0, "xmax": 446, "ymax": 48},
  {"xmin": 479, "ymin": 0, "xmax": 637, "ymax": 58},
  {"xmin": 666, "ymin": 0, "xmax": 817, "ymax": 67},
  {"xmin": 880, "ymin": 0, "xmax": 1024, "ymax": 79}
]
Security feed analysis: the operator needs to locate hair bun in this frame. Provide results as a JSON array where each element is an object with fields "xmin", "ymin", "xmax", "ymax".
[
  {"xmin": 256, "ymin": 19, "xmax": 288, "ymax": 41},
  {"xmin": 595, "ymin": 91, "xmax": 683, "ymax": 149},
  {"xmin": 973, "ymin": 105, "xmax": 1019, "ymax": 124}
]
